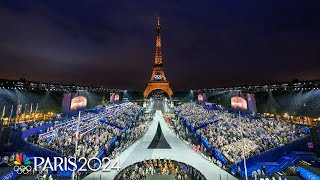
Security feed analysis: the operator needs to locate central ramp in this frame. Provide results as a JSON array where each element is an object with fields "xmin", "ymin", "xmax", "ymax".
[
  {"xmin": 148, "ymin": 122, "xmax": 171, "ymax": 149},
  {"xmin": 85, "ymin": 110, "xmax": 236, "ymax": 180}
]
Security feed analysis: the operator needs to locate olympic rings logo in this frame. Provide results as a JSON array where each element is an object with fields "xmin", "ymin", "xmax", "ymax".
[
  {"xmin": 154, "ymin": 75, "xmax": 163, "ymax": 80},
  {"xmin": 13, "ymin": 165, "xmax": 32, "ymax": 175}
]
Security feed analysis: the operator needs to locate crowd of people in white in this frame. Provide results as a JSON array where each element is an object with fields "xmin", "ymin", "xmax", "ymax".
[
  {"xmin": 31, "ymin": 103, "xmax": 145, "ymax": 160},
  {"xmin": 176, "ymin": 103, "xmax": 219, "ymax": 127},
  {"xmin": 105, "ymin": 104, "xmax": 142, "ymax": 128},
  {"xmin": 176, "ymin": 102, "xmax": 309, "ymax": 163}
]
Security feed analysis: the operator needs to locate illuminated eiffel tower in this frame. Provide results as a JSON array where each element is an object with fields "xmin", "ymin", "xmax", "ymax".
[{"xmin": 143, "ymin": 17, "xmax": 173, "ymax": 98}]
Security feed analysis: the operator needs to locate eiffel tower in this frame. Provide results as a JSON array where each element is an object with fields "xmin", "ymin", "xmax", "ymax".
[{"xmin": 143, "ymin": 17, "xmax": 173, "ymax": 98}]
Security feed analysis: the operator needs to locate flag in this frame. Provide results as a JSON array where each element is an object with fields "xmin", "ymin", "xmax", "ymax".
[
  {"xmin": 1, "ymin": 106, "xmax": 5, "ymax": 118},
  {"xmin": 15, "ymin": 104, "xmax": 22, "ymax": 125},
  {"xmin": 15, "ymin": 102, "xmax": 19, "ymax": 116},
  {"xmin": 24, "ymin": 104, "xmax": 28, "ymax": 114},
  {"xmin": 75, "ymin": 111, "xmax": 81, "ymax": 146},
  {"xmin": 30, "ymin": 103, "xmax": 33, "ymax": 114},
  {"xmin": 9, "ymin": 105, "xmax": 13, "ymax": 119},
  {"xmin": 16, "ymin": 104, "xmax": 22, "ymax": 116}
]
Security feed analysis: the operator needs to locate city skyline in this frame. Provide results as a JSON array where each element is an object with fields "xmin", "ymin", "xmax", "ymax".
[{"xmin": 0, "ymin": 0, "xmax": 319, "ymax": 90}]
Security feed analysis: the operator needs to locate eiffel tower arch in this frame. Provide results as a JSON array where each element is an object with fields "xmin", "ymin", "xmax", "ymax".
[
  {"xmin": 144, "ymin": 17, "xmax": 173, "ymax": 98},
  {"xmin": 144, "ymin": 82, "xmax": 173, "ymax": 98}
]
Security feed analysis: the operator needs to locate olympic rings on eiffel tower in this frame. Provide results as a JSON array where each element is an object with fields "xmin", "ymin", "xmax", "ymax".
[{"xmin": 155, "ymin": 75, "xmax": 163, "ymax": 80}]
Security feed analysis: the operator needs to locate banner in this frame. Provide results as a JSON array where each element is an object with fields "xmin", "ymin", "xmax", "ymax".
[
  {"xmin": 246, "ymin": 94, "xmax": 257, "ymax": 113},
  {"xmin": 110, "ymin": 93, "xmax": 116, "ymax": 103},
  {"xmin": 61, "ymin": 93, "xmax": 72, "ymax": 113},
  {"xmin": 298, "ymin": 166, "xmax": 320, "ymax": 180}
]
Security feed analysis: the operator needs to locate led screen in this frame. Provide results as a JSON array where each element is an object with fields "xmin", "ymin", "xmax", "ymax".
[
  {"xmin": 115, "ymin": 94, "xmax": 120, "ymax": 101},
  {"xmin": 231, "ymin": 96, "xmax": 248, "ymax": 110},
  {"xmin": 70, "ymin": 96, "xmax": 87, "ymax": 111}
]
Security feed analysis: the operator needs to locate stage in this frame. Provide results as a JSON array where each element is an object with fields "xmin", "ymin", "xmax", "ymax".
[
  {"xmin": 84, "ymin": 109, "xmax": 236, "ymax": 180},
  {"xmin": 146, "ymin": 175, "xmax": 176, "ymax": 180}
]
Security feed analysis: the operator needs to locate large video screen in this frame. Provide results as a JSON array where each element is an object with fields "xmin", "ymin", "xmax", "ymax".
[
  {"xmin": 110, "ymin": 93, "xmax": 120, "ymax": 103},
  {"xmin": 70, "ymin": 96, "xmax": 87, "ymax": 111},
  {"xmin": 197, "ymin": 93, "xmax": 207, "ymax": 102},
  {"xmin": 110, "ymin": 93, "xmax": 115, "ymax": 103},
  {"xmin": 115, "ymin": 94, "xmax": 120, "ymax": 101},
  {"xmin": 198, "ymin": 94, "xmax": 203, "ymax": 101},
  {"xmin": 231, "ymin": 96, "xmax": 248, "ymax": 110}
]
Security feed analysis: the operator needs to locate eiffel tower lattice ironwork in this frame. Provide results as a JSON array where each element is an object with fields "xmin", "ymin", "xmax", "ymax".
[{"xmin": 143, "ymin": 17, "xmax": 173, "ymax": 98}]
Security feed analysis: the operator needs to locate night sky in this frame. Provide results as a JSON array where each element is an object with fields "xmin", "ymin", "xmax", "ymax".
[{"xmin": 0, "ymin": 0, "xmax": 319, "ymax": 90}]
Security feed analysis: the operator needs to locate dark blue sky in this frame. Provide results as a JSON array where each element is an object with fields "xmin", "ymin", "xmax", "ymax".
[{"xmin": 0, "ymin": 0, "xmax": 319, "ymax": 90}]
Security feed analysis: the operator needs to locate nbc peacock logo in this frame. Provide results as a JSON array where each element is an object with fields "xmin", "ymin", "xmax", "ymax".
[{"xmin": 13, "ymin": 153, "xmax": 32, "ymax": 175}]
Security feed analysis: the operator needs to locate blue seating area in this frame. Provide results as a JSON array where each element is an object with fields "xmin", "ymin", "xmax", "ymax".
[
  {"xmin": 177, "ymin": 102, "xmax": 315, "ymax": 179},
  {"xmin": 225, "ymin": 126, "xmax": 315, "ymax": 178},
  {"xmin": 233, "ymin": 151, "xmax": 319, "ymax": 177},
  {"xmin": 1, "ymin": 103, "xmax": 144, "ymax": 178}
]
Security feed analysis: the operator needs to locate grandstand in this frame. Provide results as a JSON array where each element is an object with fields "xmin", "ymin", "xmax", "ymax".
[
  {"xmin": 172, "ymin": 102, "xmax": 320, "ymax": 179},
  {"xmin": 0, "ymin": 102, "xmax": 149, "ymax": 179}
]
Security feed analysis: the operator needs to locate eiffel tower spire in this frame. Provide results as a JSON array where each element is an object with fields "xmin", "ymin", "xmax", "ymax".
[
  {"xmin": 144, "ymin": 17, "xmax": 173, "ymax": 98},
  {"xmin": 155, "ymin": 17, "xmax": 162, "ymax": 65}
]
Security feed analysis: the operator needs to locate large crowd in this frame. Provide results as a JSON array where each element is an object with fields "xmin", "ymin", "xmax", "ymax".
[
  {"xmin": 115, "ymin": 159, "xmax": 206, "ymax": 180},
  {"xmin": 37, "ymin": 122, "xmax": 120, "ymax": 159},
  {"xmin": 176, "ymin": 103, "xmax": 225, "ymax": 127},
  {"xmin": 105, "ymin": 104, "xmax": 142, "ymax": 128},
  {"xmin": 177, "ymin": 102, "xmax": 309, "ymax": 163},
  {"xmin": 1, "ymin": 100, "xmax": 313, "ymax": 180},
  {"xmin": 108, "ymin": 115, "xmax": 152, "ymax": 159},
  {"xmin": 29, "ymin": 103, "xmax": 144, "ymax": 159}
]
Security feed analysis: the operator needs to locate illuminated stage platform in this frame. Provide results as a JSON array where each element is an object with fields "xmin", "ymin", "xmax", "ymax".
[
  {"xmin": 85, "ymin": 110, "xmax": 236, "ymax": 180},
  {"xmin": 146, "ymin": 175, "xmax": 175, "ymax": 180}
]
